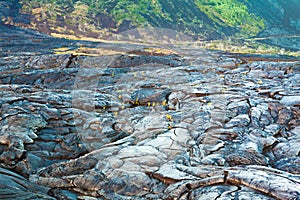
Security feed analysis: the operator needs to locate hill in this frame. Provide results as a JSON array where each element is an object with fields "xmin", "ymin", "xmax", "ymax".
[{"xmin": 1, "ymin": 0, "xmax": 300, "ymax": 50}]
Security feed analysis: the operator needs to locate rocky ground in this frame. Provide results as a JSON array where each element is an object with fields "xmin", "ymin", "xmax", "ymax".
[{"xmin": 1, "ymin": 33, "xmax": 300, "ymax": 199}]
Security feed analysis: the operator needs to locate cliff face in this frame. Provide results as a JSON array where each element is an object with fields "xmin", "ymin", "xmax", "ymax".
[
  {"xmin": 239, "ymin": 0, "xmax": 300, "ymax": 50},
  {"xmin": 242, "ymin": 0, "xmax": 300, "ymax": 33}
]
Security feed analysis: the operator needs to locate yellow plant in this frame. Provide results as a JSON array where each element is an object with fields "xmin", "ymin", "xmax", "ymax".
[
  {"xmin": 166, "ymin": 114, "xmax": 173, "ymax": 121},
  {"xmin": 257, "ymin": 79, "xmax": 263, "ymax": 84}
]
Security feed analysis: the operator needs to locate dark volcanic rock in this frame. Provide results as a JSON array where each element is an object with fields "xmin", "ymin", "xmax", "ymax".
[
  {"xmin": 130, "ymin": 88, "xmax": 171, "ymax": 106},
  {"xmin": 0, "ymin": 167, "xmax": 54, "ymax": 199},
  {"xmin": 0, "ymin": 39, "xmax": 300, "ymax": 199}
]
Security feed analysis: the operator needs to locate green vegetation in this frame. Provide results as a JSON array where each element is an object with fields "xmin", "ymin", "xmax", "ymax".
[
  {"xmin": 11, "ymin": 0, "xmax": 300, "ymax": 56},
  {"xmin": 17, "ymin": 0, "xmax": 266, "ymax": 39},
  {"xmin": 194, "ymin": 0, "xmax": 265, "ymax": 36},
  {"xmin": 100, "ymin": 0, "xmax": 170, "ymax": 26}
]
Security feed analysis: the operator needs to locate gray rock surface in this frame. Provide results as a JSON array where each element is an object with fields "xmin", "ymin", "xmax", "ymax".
[{"xmin": 0, "ymin": 43, "xmax": 300, "ymax": 199}]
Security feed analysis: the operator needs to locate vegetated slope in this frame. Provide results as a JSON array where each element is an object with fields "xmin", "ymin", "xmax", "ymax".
[
  {"xmin": 1, "ymin": 0, "xmax": 300, "ymax": 49},
  {"xmin": 1, "ymin": 0, "xmax": 265, "ymax": 40}
]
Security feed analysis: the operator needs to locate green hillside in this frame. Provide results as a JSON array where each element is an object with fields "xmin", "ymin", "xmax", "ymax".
[
  {"xmin": 1, "ymin": 0, "xmax": 300, "ymax": 51},
  {"xmin": 15, "ymin": 0, "xmax": 265, "ymax": 39}
]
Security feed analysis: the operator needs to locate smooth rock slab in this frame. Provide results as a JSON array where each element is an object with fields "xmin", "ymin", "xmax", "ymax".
[
  {"xmin": 0, "ymin": 167, "xmax": 54, "ymax": 200},
  {"xmin": 280, "ymin": 95, "xmax": 300, "ymax": 106}
]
